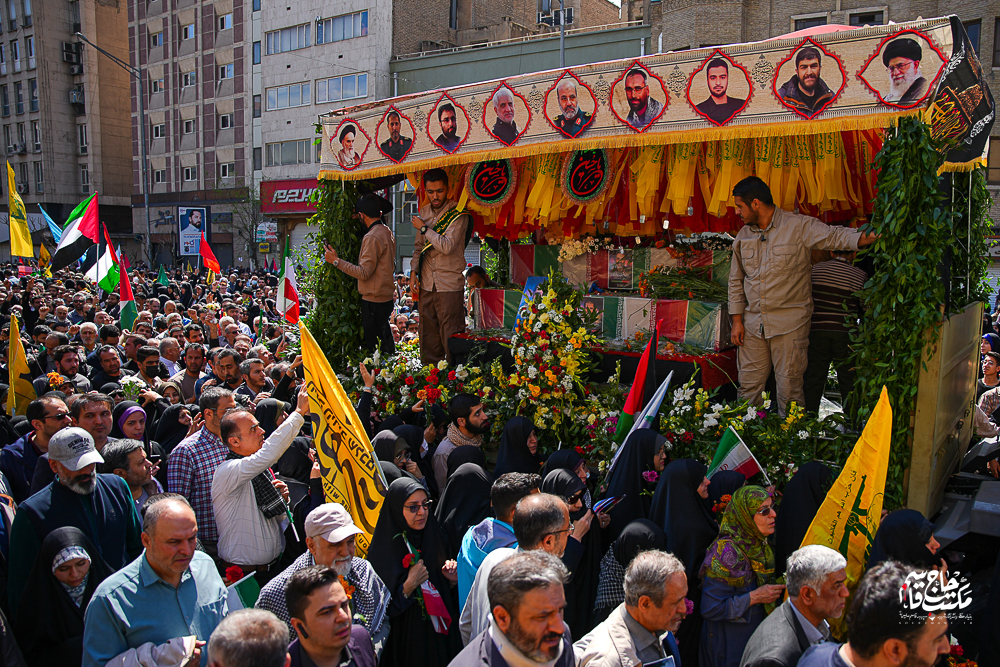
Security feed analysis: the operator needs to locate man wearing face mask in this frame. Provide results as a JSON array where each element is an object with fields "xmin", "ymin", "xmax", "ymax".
[
  {"xmin": 256, "ymin": 504, "xmax": 392, "ymax": 657},
  {"xmin": 728, "ymin": 177, "xmax": 877, "ymax": 415},
  {"xmin": 325, "ymin": 193, "xmax": 397, "ymax": 356},
  {"xmin": 7, "ymin": 427, "xmax": 143, "ymax": 616}
]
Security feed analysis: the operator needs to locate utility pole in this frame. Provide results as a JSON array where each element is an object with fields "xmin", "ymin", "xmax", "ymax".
[{"xmin": 559, "ymin": 0, "xmax": 565, "ymax": 68}]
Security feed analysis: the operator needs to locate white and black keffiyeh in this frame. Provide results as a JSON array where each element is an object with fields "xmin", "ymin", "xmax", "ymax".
[{"xmin": 593, "ymin": 546, "xmax": 626, "ymax": 613}]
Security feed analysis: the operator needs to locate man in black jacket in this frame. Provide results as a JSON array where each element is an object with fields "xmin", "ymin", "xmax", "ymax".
[{"xmin": 740, "ymin": 545, "xmax": 848, "ymax": 667}]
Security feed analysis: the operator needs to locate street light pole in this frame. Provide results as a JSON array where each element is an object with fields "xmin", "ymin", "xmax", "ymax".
[
  {"xmin": 559, "ymin": 0, "xmax": 565, "ymax": 68},
  {"xmin": 75, "ymin": 32, "xmax": 153, "ymax": 267}
]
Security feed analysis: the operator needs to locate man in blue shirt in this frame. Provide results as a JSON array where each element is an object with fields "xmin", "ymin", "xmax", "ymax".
[
  {"xmin": 457, "ymin": 472, "xmax": 540, "ymax": 611},
  {"xmin": 82, "ymin": 495, "xmax": 229, "ymax": 667}
]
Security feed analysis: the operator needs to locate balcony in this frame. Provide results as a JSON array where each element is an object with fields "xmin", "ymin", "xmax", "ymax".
[{"xmin": 69, "ymin": 87, "xmax": 85, "ymax": 115}]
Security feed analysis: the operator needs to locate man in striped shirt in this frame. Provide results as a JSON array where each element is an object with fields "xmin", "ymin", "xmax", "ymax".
[{"xmin": 802, "ymin": 250, "xmax": 868, "ymax": 414}]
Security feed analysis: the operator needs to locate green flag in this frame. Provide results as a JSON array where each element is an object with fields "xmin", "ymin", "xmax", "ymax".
[{"xmin": 157, "ymin": 265, "xmax": 169, "ymax": 286}]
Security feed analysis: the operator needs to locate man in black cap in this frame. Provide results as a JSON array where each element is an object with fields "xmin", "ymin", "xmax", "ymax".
[
  {"xmin": 324, "ymin": 193, "xmax": 397, "ymax": 355},
  {"xmin": 882, "ymin": 38, "xmax": 927, "ymax": 105}
]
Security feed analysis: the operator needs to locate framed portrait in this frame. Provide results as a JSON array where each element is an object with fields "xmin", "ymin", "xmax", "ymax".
[
  {"xmin": 857, "ymin": 30, "xmax": 947, "ymax": 109},
  {"xmin": 330, "ymin": 118, "xmax": 371, "ymax": 171},
  {"xmin": 482, "ymin": 83, "xmax": 531, "ymax": 146},
  {"xmin": 687, "ymin": 50, "xmax": 752, "ymax": 126},
  {"xmin": 544, "ymin": 71, "xmax": 597, "ymax": 139},
  {"xmin": 772, "ymin": 38, "xmax": 847, "ymax": 119},
  {"xmin": 374, "ymin": 106, "xmax": 416, "ymax": 163},
  {"xmin": 610, "ymin": 61, "xmax": 669, "ymax": 132},
  {"xmin": 426, "ymin": 93, "xmax": 471, "ymax": 154},
  {"xmin": 178, "ymin": 207, "xmax": 207, "ymax": 256}
]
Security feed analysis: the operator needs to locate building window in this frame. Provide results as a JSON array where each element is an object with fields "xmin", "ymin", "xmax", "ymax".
[
  {"xmin": 80, "ymin": 163, "xmax": 90, "ymax": 193},
  {"xmin": 963, "ymin": 20, "xmax": 981, "ymax": 55},
  {"xmin": 0, "ymin": 85, "xmax": 8, "ymax": 117},
  {"xmin": 30, "ymin": 119, "xmax": 39, "ymax": 151},
  {"xmin": 182, "ymin": 71, "xmax": 197, "ymax": 87},
  {"xmin": 849, "ymin": 11, "xmax": 883, "ymax": 26},
  {"xmin": 21, "ymin": 0, "xmax": 28, "ymax": 26},
  {"xmin": 5, "ymin": 0, "xmax": 14, "ymax": 31},
  {"xmin": 78, "ymin": 124, "xmax": 87, "ymax": 154},
  {"xmin": 16, "ymin": 122, "xmax": 24, "ymax": 147},
  {"xmin": 10, "ymin": 40, "xmax": 18, "ymax": 72},
  {"xmin": 220, "ymin": 162, "xmax": 235, "ymax": 178},
  {"xmin": 219, "ymin": 113, "xmax": 233, "ymax": 129},
  {"xmin": 219, "ymin": 63, "xmax": 234, "ymax": 80},
  {"xmin": 181, "ymin": 23, "xmax": 195, "ymax": 40},
  {"xmin": 266, "ymin": 82, "xmax": 310, "ymax": 110},
  {"xmin": 253, "ymin": 147, "xmax": 262, "ymax": 170},
  {"xmin": 253, "ymin": 94, "xmax": 261, "ymax": 118},
  {"xmin": 27, "ymin": 79, "xmax": 36, "ymax": 112},
  {"xmin": 989, "ymin": 138, "xmax": 1000, "ymax": 185},
  {"xmin": 995, "ymin": 19, "xmax": 1000, "ymax": 67},
  {"xmin": 218, "ymin": 13, "xmax": 232, "ymax": 30},
  {"xmin": 153, "ymin": 169, "xmax": 165, "ymax": 184},
  {"xmin": 183, "ymin": 166, "xmax": 197, "ymax": 181},
  {"xmin": 317, "ymin": 11, "xmax": 368, "ymax": 44},
  {"xmin": 265, "ymin": 24, "xmax": 310, "ymax": 55},
  {"xmin": 794, "ymin": 16, "xmax": 826, "ymax": 31},
  {"xmin": 316, "ymin": 73, "xmax": 367, "ymax": 103},
  {"xmin": 0, "ymin": 45, "xmax": 6, "ymax": 75},
  {"xmin": 183, "ymin": 119, "xmax": 195, "ymax": 134},
  {"xmin": 151, "ymin": 77, "xmax": 164, "ymax": 93},
  {"xmin": 17, "ymin": 162, "xmax": 26, "ymax": 188},
  {"xmin": 33, "ymin": 161, "xmax": 41, "ymax": 193},
  {"xmin": 13, "ymin": 81, "xmax": 21, "ymax": 114},
  {"xmin": 150, "ymin": 31, "xmax": 162, "ymax": 48},
  {"xmin": 2, "ymin": 125, "xmax": 10, "ymax": 152},
  {"xmin": 152, "ymin": 122, "xmax": 165, "ymax": 138},
  {"xmin": 253, "ymin": 41, "xmax": 261, "ymax": 64},
  {"xmin": 253, "ymin": 0, "xmax": 260, "ymax": 10},
  {"xmin": 25, "ymin": 36, "xmax": 33, "ymax": 69},
  {"xmin": 265, "ymin": 139, "xmax": 311, "ymax": 166}
]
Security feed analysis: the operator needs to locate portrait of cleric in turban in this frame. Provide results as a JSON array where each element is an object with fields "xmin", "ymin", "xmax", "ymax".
[{"xmin": 858, "ymin": 31, "xmax": 945, "ymax": 109}]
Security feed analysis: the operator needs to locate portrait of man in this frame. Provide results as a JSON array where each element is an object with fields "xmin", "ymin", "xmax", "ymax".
[
  {"xmin": 336, "ymin": 124, "xmax": 362, "ymax": 168},
  {"xmin": 435, "ymin": 103, "xmax": 461, "ymax": 152},
  {"xmin": 777, "ymin": 46, "xmax": 835, "ymax": 117},
  {"xmin": 552, "ymin": 78, "xmax": 592, "ymax": 138},
  {"xmin": 379, "ymin": 110, "xmax": 412, "ymax": 162},
  {"xmin": 623, "ymin": 68, "xmax": 663, "ymax": 130},
  {"xmin": 883, "ymin": 38, "xmax": 927, "ymax": 105},
  {"xmin": 695, "ymin": 58, "xmax": 746, "ymax": 125},
  {"xmin": 182, "ymin": 208, "xmax": 203, "ymax": 231},
  {"xmin": 490, "ymin": 87, "xmax": 520, "ymax": 146}
]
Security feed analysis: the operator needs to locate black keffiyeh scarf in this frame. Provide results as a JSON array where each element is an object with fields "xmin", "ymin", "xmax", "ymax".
[{"xmin": 225, "ymin": 451, "xmax": 287, "ymax": 519}]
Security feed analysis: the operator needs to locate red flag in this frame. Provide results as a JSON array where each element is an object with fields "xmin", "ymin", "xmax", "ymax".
[
  {"xmin": 120, "ymin": 250, "xmax": 131, "ymax": 270},
  {"xmin": 199, "ymin": 233, "xmax": 221, "ymax": 274}
]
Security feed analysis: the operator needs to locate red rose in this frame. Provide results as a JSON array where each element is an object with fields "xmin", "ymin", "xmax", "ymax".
[
  {"xmin": 448, "ymin": 371, "xmax": 456, "ymax": 381},
  {"xmin": 225, "ymin": 565, "xmax": 245, "ymax": 585},
  {"xmin": 402, "ymin": 553, "xmax": 415, "ymax": 568},
  {"xmin": 405, "ymin": 377, "xmax": 415, "ymax": 385}
]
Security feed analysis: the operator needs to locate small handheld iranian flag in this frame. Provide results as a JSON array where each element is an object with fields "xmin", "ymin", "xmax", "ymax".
[
  {"xmin": 707, "ymin": 426, "xmax": 771, "ymax": 485},
  {"xmin": 275, "ymin": 242, "xmax": 299, "ymax": 324}
]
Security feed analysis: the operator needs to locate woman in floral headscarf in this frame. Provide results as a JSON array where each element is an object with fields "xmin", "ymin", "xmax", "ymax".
[{"xmin": 698, "ymin": 485, "xmax": 786, "ymax": 667}]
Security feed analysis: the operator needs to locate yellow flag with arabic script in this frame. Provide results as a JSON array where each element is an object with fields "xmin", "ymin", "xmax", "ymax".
[
  {"xmin": 799, "ymin": 385, "xmax": 892, "ymax": 638},
  {"xmin": 7, "ymin": 162, "xmax": 32, "ymax": 258},
  {"xmin": 38, "ymin": 243, "xmax": 51, "ymax": 278},
  {"xmin": 7, "ymin": 313, "xmax": 36, "ymax": 416},
  {"xmin": 300, "ymin": 324, "xmax": 386, "ymax": 557}
]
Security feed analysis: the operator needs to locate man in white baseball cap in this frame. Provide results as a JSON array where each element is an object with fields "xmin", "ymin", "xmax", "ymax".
[
  {"xmin": 7, "ymin": 427, "xmax": 143, "ymax": 616},
  {"xmin": 255, "ymin": 503, "xmax": 392, "ymax": 656}
]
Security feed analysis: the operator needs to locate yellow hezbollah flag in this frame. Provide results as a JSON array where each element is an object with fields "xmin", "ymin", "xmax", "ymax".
[
  {"xmin": 206, "ymin": 270, "xmax": 216, "ymax": 285},
  {"xmin": 7, "ymin": 162, "xmax": 31, "ymax": 258},
  {"xmin": 6, "ymin": 313, "xmax": 35, "ymax": 416},
  {"xmin": 799, "ymin": 385, "xmax": 892, "ymax": 638},
  {"xmin": 38, "ymin": 243, "xmax": 51, "ymax": 278},
  {"xmin": 300, "ymin": 323, "xmax": 386, "ymax": 557}
]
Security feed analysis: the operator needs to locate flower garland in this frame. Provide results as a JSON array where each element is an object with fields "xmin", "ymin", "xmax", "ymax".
[{"xmin": 556, "ymin": 236, "xmax": 617, "ymax": 263}]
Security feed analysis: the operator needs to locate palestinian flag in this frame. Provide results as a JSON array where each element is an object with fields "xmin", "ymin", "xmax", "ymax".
[
  {"xmin": 276, "ymin": 242, "xmax": 299, "ymax": 324},
  {"xmin": 118, "ymin": 263, "xmax": 139, "ymax": 332},
  {"xmin": 612, "ymin": 324, "xmax": 660, "ymax": 445},
  {"xmin": 84, "ymin": 225, "xmax": 121, "ymax": 293},
  {"xmin": 199, "ymin": 232, "xmax": 221, "ymax": 274},
  {"xmin": 50, "ymin": 193, "xmax": 99, "ymax": 273},
  {"xmin": 707, "ymin": 426, "xmax": 770, "ymax": 484}
]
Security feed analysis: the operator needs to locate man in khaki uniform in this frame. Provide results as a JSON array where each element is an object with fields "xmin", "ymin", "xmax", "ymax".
[
  {"xmin": 728, "ymin": 176, "xmax": 877, "ymax": 414},
  {"xmin": 410, "ymin": 168, "xmax": 472, "ymax": 365},
  {"xmin": 325, "ymin": 193, "xmax": 397, "ymax": 355}
]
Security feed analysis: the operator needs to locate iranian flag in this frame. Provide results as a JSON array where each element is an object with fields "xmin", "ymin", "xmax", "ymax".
[
  {"xmin": 50, "ymin": 193, "xmax": 100, "ymax": 273},
  {"xmin": 275, "ymin": 242, "xmax": 299, "ymax": 324},
  {"xmin": 118, "ymin": 263, "xmax": 139, "ymax": 332},
  {"xmin": 84, "ymin": 225, "xmax": 121, "ymax": 293},
  {"xmin": 612, "ymin": 324, "xmax": 660, "ymax": 445},
  {"xmin": 707, "ymin": 426, "xmax": 771, "ymax": 484}
]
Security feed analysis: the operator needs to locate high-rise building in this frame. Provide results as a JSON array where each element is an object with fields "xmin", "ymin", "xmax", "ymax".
[{"xmin": 0, "ymin": 0, "xmax": 134, "ymax": 262}]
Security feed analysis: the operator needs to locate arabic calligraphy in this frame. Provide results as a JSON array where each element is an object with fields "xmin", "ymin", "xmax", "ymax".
[{"xmin": 900, "ymin": 570, "xmax": 972, "ymax": 613}]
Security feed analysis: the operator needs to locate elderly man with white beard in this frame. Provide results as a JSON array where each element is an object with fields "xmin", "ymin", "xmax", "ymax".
[
  {"xmin": 255, "ymin": 503, "xmax": 392, "ymax": 658},
  {"xmin": 491, "ymin": 87, "xmax": 520, "ymax": 145},
  {"xmin": 553, "ymin": 79, "xmax": 592, "ymax": 137},
  {"xmin": 882, "ymin": 38, "xmax": 928, "ymax": 105}
]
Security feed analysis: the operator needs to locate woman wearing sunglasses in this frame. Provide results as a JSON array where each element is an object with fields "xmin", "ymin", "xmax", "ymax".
[{"xmin": 699, "ymin": 485, "xmax": 786, "ymax": 667}]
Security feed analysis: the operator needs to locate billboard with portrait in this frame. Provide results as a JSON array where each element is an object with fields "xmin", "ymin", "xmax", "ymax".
[{"xmin": 178, "ymin": 207, "xmax": 207, "ymax": 256}]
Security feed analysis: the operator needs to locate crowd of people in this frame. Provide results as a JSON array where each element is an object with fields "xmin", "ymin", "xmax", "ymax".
[{"xmin": 0, "ymin": 253, "xmax": 972, "ymax": 667}]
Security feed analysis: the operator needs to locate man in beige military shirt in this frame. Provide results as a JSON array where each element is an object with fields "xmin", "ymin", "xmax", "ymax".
[
  {"xmin": 728, "ymin": 176, "xmax": 877, "ymax": 415},
  {"xmin": 410, "ymin": 168, "xmax": 473, "ymax": 365}
]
